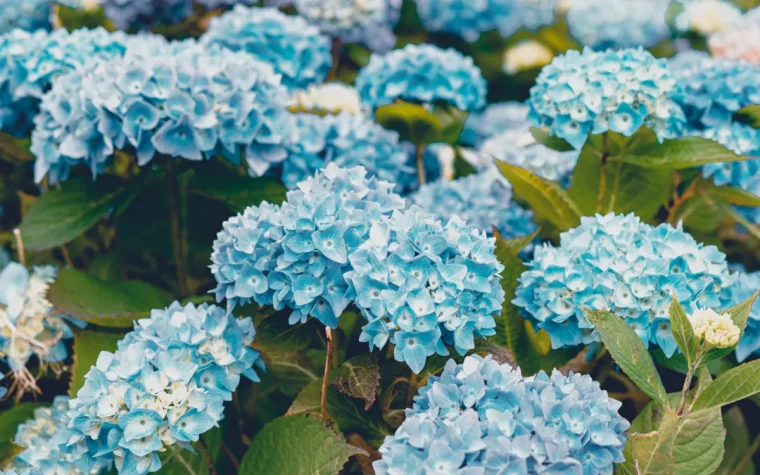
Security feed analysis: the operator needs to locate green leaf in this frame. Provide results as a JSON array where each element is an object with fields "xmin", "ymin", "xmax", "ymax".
[
  {"xmin": 621, "ymin": 133, "xmax": 748, "ymax": 169},
  {"xmin": 725, "ymin": 204, "xmax": 760, "ymax": 242},
  {"xmin": 668, "ymin": 298, "xmax": 698, "ymax": 367},
  {"xmin": 239, "ymin": 416, "xmax": 353, "ymax": 474},
  {"xmin": 675, "ymin": 193, "xmax": 727, "ymax": 234},
  {"xmin": 498, "ymin": 228, "xmax": 541, "ymax": 254},
  {"xmin": 0, "ymin": 132, "xmax": 34, "ymax": 164},
  {"xmin": 286, "ymin": 379, "xmax": 322, "ymax": 416},
  {"xmin": 0, "ymin": 403, "xmax": 41, "ymax": 444},
  {"xmin": 496, "ymin": 161, "xmax": 581, "ymax": 232},
  {"xmin": 691, "ymin": 359, "xmax": 760, "ymax": 411},
  {"xmin": 18, "ymin": 176, "xmax": 135, "ymax": 250},
  {"xmin": 253, "ymin": 316, "xmax": 320, "ymax": 353},
  {"xmin": 263, "ymin": 352, "xmax": 320, "ymax": 398},
  {"xmin": 55, "ymin": 4, "xmax": 112, "ymax": 32},
  {"xmin": 620, "ymin": 409, "xmax": 679, "ymax": 474},
  {"xmin": 375, "ymin": 101, "xmax": 442, "ymax": 147},
  {"xmin": 0, "ymin": 441, "xmax": 25, "ymax": 468},
  {"xmin": 529, "ymin": 127, "xmax": 576, "ymax": 152},
  {"xmin": 189, "ymin": 162, "xmax": 287, "ymax": 213},
  {"xmin": 715, "ymin": 407, "xmax": 755, "ymax": 475},
  {"xmin": 327, "ymin": 388, "xmax": 392, "ymax": 448},
  {"xmin": 434, "ymin": 105, "xmax": 469, "ymax": 145},
  {"xmin": 157, "ymin": 429, "xmax": 221, "ymax": 475},
  {"xmin": 69, "ymin": 329, "xmax": 123, "ymax": 396},
  {"xmin": 708, "ymin": 184, "xmax": 760, "ymax": 207},
  {"xmin": 734, "ymin": 104, "xmax": 760, "ymax": 128},
  {"xmin": 586, "ymin": 310, "xmax": 667, "ymax": 406},
  {"xmin": 334, "ymin": 354, "xmax": 381, "ymax": 410},
  {"xmin": 47, "ymin": 268, "xmax": 172, "ymax": 327}
]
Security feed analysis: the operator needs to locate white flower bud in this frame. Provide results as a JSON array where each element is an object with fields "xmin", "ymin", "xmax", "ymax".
[
  {"xmin": 503, "ymin": 41, "xmax": 554, "ymax": 75},
  {"xmin": 688, "ymin": 308, "xmax": 740, "ymax": 348}
]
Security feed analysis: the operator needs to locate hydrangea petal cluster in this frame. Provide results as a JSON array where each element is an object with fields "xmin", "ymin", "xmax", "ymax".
[
  {"xmin": 345, "ymin": 206, "xmax": 505, "ymax": 373},
  {"xmin": 670, "ymin": 55, "xmax": 760, "ymax": 129},
  {"xmin": 672, "ymin": 0, "xmax": 741, "ymax": 36},
  {"xmin": 32, "ymin": 44, "xmax": 291, "ymax": 184},
  {"xmin": 293, "ymin": 0, "xmax": 401, "ymax": 53},
  {"xmin": 201, "ymin": 6, "xmax": 332, "ymax": 90},
  {"xmin": 481, "ymin": 126, "xmax": 579, "ymax": 185},
  {"xmin": 375, "ymin": 355, "xmax": 629, "ymax": 474},
  {"xmin": 356, "ymin": 43, "xmax": 487, "ymax": 111},
  {"xmin": 283, "ymin": 112, "xmax": 417, "ymax": 192},
  {"xmin": 0, "ymin": 263, "xmax": 74, "ymax": 392},
  {"xmin": 64, "ymin": 302, "xmax": 263, "ymax": 474},
  {"xmin": 292, "ymin": 83, "xmax": 363, "ymax": 116},
  {"xmin": 101, "ymin": 0, "xmax": 193, "ymax": 30},
  {"xmin": 0, "ymin": 27, "xmax": 132, "ymax": 137},
  {"xmin": 411, "ymin": 167, "xmax": 537, "ymax": 244},
  {"xmin": 566, "ymin": 0, "xmax": 669, "ymax": 49},
  {"xmin": 461, "ymin": 101, "xmax": 529, "ymax": 147},
  {"xmin": 211, "ymin": 164, "xmax": 406, "ymax": 328},
  {"xmin": 688, "ymin": 307, "xmax": 740, "ymax": 348},
  {"xmin": 694, "ymin": 124, "xmax": 760, "ymax": 190},
  {"xmin": 514, "ymin": 213, "xmax": 733, "ymax": 354},
  {"xmin": 529, "ymin": 48, "xmax": 686, "ymax": 150},
  {"xmin": 708, "ymin": 7, "xmax": 760, "ymax": 64},
  {"xmin": 0, "ymin": 0, "xmax": 53, "ymax": 34},
  {"xmin": 503, "ymin": 40, "xmax": 554, "ymax": 75},
  {"xmin": 720, "ymin": 271, "xmax": 760, "ymax": 361}
]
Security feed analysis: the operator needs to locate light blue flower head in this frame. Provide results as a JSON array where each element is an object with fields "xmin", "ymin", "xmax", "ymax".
[
  {"xmin": 696, "ymin": 124, "xmax": 760, "ymax": 190},
  {"xmin": 283, "ymin": 112, "xmax": 417, "ymax": 193},
  {"xmin": 567, "ymin": 0, "xmax": 669, "ymax": 50},
  {"xmin": 481, "ymin": 126, "xmax": 580, "ymax": 185},
  {"xmin": 375, "ymin": 354, "xmax": 630, "ymax": 474},
  {"xmin": 345, "ymin": 206, "xmax": 505, "ymax": 373},
  {"xmin": 529, "ymin": 48, "xmax": 686, "ymax": 150},
  {"xmin": 0, "ymin": 263, "xmax": 75, "ymax": 392},
  {"xmin": 720, "ymin": 271, "xmax": 760, "ymax": 362},
  {"xmin": 0, "ymin": 0, "xmax": 54, "ymax": 33},
  {"xmin": 64, "ymin": 301, "xmax": 263, "ymax": 474},
  {"xmin": 411, "ymin": 167, "xmax": 537, "ymax": 244},
  {"xmin": 201, "ymin": 6, "xmax": 332, "ymax": 90},
  {"xmin": 32, "ymin": 43, "xmax": 291, "ymax": 184},
  {"xmin": 514, "ymin": 213, "xmax": 734, "ymax": 355},
  {"xmin": 355, "ymin": 43, "xmax": 487, "ymax": 111},
  {"xmin": 0, "ymin": 27, "xmax": 132, "ymax": 137},
  {"xmin": 101, "ymin": 0, "xmax": 193, "ymax": 30},
  {"xmin": 460, "ymin": 101, "xmax": 529, "ymax": 148},
  {"xmin": 293, "ymin": 0, "xmax": 402, "ymax": 53},
  {"xmin": 211, "ymin": 164, "xmax": 406, "ymax": 328},
  {"xmin": 670, "ymin": 54, "xmax": 760, "ymax": 130}
]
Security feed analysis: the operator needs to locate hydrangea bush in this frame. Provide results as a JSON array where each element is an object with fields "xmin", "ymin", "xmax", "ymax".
[
  {"xmin": 0, "ymin": 0, "xmax": 54, "ymax": 34},
  {"xmin": 566, "ymin": 0, "xmax": 669, "ymax": 49},
  {"xmin": 460, "ymin": 101, "xmax": 529, "ymax": 147}
]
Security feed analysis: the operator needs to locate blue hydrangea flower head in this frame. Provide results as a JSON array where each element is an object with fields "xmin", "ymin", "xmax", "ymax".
[
  {"xmin": 0, "ymin": 263, "xmax": 76, "ymax": 395},
  {"xmin": 101, "ymin": 0, "xmax": 193, "ymax": 30},
  {"xmin": 283, "ymin": 112, "xmax": 417, "ymax": 193},
  {"xmin": 514, "ymin": 213, "xmax": 734, "ymax": 354},
  {"xmin": 696, "ymin": 124, "xmax": 760, "ymax": 189},
  {"xmin": 211, "ymin": 164, "xmax": 406, "ymax": 328},
  {"xmin": 481, "ymin": 126, "xmax": 580, "ymax": 185},
  {"xmin": 201, "ymin": 6, "xmax": 333, "ymax": 90},
  {"xmin": 0, "ymin": 0, "xmax": 54, "ymax": 33},
  {"xmin": 345, "ymin": 206, "xmax": 505, "ymax": 373},
  {"xmin": 32, "ymin": 43, "xmax": 291, "ymax": 184},
  {"xmin": 411, "ymin": 167, "xmax": 537, "ymax": 244},
  {"xmin": 356, "ymin": 43, "xmax": 487, "ymax": 111},
  {"xmin": 567, "ymin": 0, "xmax": 669, "ymax": 49},
  {"xmin": 293, "ymin": 0, "xmax": 401, "ymax": 53},
  {"xmin": 0, "ymin": 27, "xmax": 132, "ymax": 137},
  {"xmin": 529, "ymin": 48, "xmax": 686, "ymax": 150},
  {"xmin": 64, "ymin": 301, "xmax": 263, "ymax": 474},
  {"xmin": 375, "ymin": 354, "xmax": 629, "ymax": 473},
  {"xmin": 460, "ymin": 101, "xmax": 529, "ymax": 147},
  {"xmin": 670, "ymin": 55, "xmax": 760, "ymax": 130},
  {"xmin": 720, "ymin": 271, "xmax": 760, "ymax": 362}
]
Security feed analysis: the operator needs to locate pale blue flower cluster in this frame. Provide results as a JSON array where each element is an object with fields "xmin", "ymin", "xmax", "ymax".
[
  {"xmin": 529, "ymin": 48, "xmax": 686, "ymax": 150},
  {"xmin": 211, "ymin": 164, "xmax": 406, "ymax": 328},
  {"xmin": 283, "ymin": 112, "xmax": 417, "ymax": 192},
  {"xmin": 461, "ymin": 101, "xmax": 529, "ymax": 148},
  {"xmin": 670, "ymin": 55, "xmax": 760, "ymax": 130},
  {"xmin": 0, "ymin": 0, "xmax": 53, "ymax": 34},
  {"xmin": 64, "ymin": 302, "xmax": 263, "ymax": 474},
  {"xmin": 356, "ymin": 43, "xmax": 487, "ymax": 111},
  {"xmin": 345, "ymin": 206, "xmax": 505, "ymax": 373},
  {"xmin": 411, "ymin": 167, "xmax": 537, "ymax": 242},
  {"xmin": 102, "ymin": 0, "xmax": 193, "ymax": 30},
  {"xmin": 32, "ymin": 44, "xmax": 291, "ymax": 184},
  {"xmin": 201, "ymin": 6, "xmax": 333, "ymax": 90},
  {"xmin": 0, "ymin": 27, "xmax": 131, "ymax": 137},
  {"xmin": 718, "ymin": 271, "xmax": 760, "ymax": 362},
  {"xmin": 293, "ymin": 0, "xmax": 402, "ymax": 52},
  {"xmin": 514, "ymin": 213, "xmax": 733, "ymax": 354},
  {"xmin": 696, "ymin": 124, "xmax": 760, "ymax": 190},
  {"xmin": 481, "ymin": 126, "xmax": 580, "ymax": 185},
  {"xmin": 415, "ymin": 0, "xmax": 556, "ymax": 42},
  {"xmin": 375, "ymin": 355, "xmax": 629, "ymax": 474},
  {"xmin": 566, "ymin": 0, "xmax": 670, "ymax": 50}
]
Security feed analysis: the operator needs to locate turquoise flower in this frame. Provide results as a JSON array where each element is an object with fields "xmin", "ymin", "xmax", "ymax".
[
  {"xmin": 696, "ymin": 124, "xmax": 760, "ymax": 189},
  {"xmin": 529, "ymin": 48, "xmax": 685, "ymax": 150},
  {"xmin": 345, "ymin": 206, "xmax": 504, "ymax": 372},
  {"xmin": 567, "ymin": 0, "xmax": 669, "ymax": 49},
  {"xmin": 375, "ymin": 355, "xmax": 629, "ymax": 474},
  {"xmin": 356, "ymin": 43, "xmax": 487, "ymax": 111},
  {"xmin": 201, "ymin": 6, "xmax": 333, "ymax": 90},
  {"xmin": 0, "ymin": 0, "xmax": 54, "ymax": 33},
  {"xmin": 720, "ymin": 271, "xmax": 760, "ymax": 361},
  {"xmin": 461, "ymin": 101, "xmax": 529, "ymax": 147},
  {"xmin": 514, "ymin": 213, "xmax": 734, "ymax": 354}
]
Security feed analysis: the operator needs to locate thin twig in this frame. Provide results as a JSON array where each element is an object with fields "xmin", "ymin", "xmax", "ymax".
[
  {"xmin": 327, "ymin": 38, "xmax": 342, "ymax": 81},
  {"xmin": 221, "ymin": 443, "xmax": 240, "ymax": 471},
  {"xmin": 60, "ymin": 245, "xmax": 73, "ymax": 268},
  {"xmin": 13, "ymin": 229, "xmax": 25, "ymax": 266},
  {"xmin": 405, "ymin": 372, "xmax": 418, "ymax": 408},
  {"xmin": 416, "ymin": 144, "xmax": 426, "ymax": 185},
  {"xmin": 198, "ymin": 438, "xmax": 217, "ymax": 475},
  {"xmin": 166, "ymin": 157, "xmax": 190, "ymax": 297},
  {"xmin": 321, "ymin": 327, "xmax": 334, "ymax": 420},
  {"xmin": 732, "ymin": 432, "xmax": 760, "ymax": 475}
]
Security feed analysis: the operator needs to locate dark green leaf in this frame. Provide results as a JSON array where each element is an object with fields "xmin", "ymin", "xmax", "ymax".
[
  {"xmin": 668, "ymin": 298, "xmax": 698, "ymax": 367},
  {"xmin": 18, "ymin": 176, "xmax": 135, "ymax": 250},
  {"xmin": 334, "ymin": 354, "xmax": 381, "ymax": 410},
  {"xmin": 691, "ymin": 360, "xmax": 760, "ymax": 411},
  {"xmin": 47, "ymin": 268, "xmax": 172, "ymax": 327},
  {"xmin": 434, "ymin": 105, "xmax": 469, "ymax": 145},
  {"xmin": 253, "ymin": 316, "xmax": 320, "ymax": 353},
  {"xmin": 586, "ymin": 310, "xmax": 667, "ymax": 406},
  {"xmin": 0, "ymin": 403, "xmax": 41, "ymax": 444},
  {"xmin": 621, "ymin": 134, "xmax": 748, "ymax": 169},
  {"xmin": 327, "ymin": 388, "xmax": 392, "ymax": 448},
  {"xmin": 55, "ymin": 4, "xmax": 112, "ymax": 31},
  {"xmin": 69, "ymin": 329, "xmax": 123, "ymax": 396},
  {"xmin": 189, "ymin": 162, "xmax": 287, "ymax": 213},
  {"xmin": 0, "ymin": 132, "xmax": 34, "ymax": 164},
  {"xmin": 0, "ymin": 441, "xmax": 25, "ymax": 468},
  {"xmin": 734, "ymin": 104, "xmax": 760, "ymax": 128},
  {"xmin": 529, "ymin": 127, "xmax": 576, "ymax": 152},
  {"xmin": 675, "ymin": 193, "xmax": 727, "ymax": 234},
  {"xmin": 715, "ymin": 407, "xmax": 755, "ymax": 475},
  {"xmin": 157, "ymin": 429, "xmax": 221, "ymax": 475},
  {"xmin": 619, "ymin": 409, "xmax": 679, "ymax": 474},
  {"xmin": 375, "ymin": 102, "xmax": 442, "ymax": 147},
  {"xmin": 89, "ymin": 251, "xmax": 124, "ymax": 281},
  {"xmin": 709, "ymin": 184, "xmax": 760, "ymax": 207}
]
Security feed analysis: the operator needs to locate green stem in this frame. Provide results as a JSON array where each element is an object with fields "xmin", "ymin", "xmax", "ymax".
[
  {"xmin": 405, "ymin": 372, "xmax": 418, "ymax": 408},
  {"xmin": 677, "ymin": 355, "xmax": 702, "ymax": 415},
  {"xmin": 166, "ymin": 158, "xmax": 190, "ymax": 297},
  {"xmin": 416, "ymin": 144, "xmax": 426, "ymax": 185},
  {"xmin": 328, "ymin": 38, "xmax": 342, "ymax": 81},
  {"xmin": 198, "ymin": 438, "xmax": 217, "ymax": 475},
  {"xmin": 732, "ymin": 432, "xmax": 760, "ymax": 475},
  {"xmin": 321, "ymin": 327, "xmax": 334, "ymax": 420}
]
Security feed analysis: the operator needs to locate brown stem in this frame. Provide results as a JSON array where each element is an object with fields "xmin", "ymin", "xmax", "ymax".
[
  {"xmin": 733, "ymin": 432, "xmax": 760, "ymax": 475},
  {"xmin": 198, "ymin": 439, "xmax": 217, "ymax": 475},
  {"xmin": 666, "ymin": 174, "xmax": 700, "ymax": 225},
  {"xmin": 321, "ymin": 327, "xmax": 334, "ymax": 420},
  {"xmin": 416, "ymin": 144, "xmax": 426, "ymax": 185},
  {"xmin": 166, "ymin": 158, "xmax": 190, "ymax": 297},
  {"xmin": 60, "ymin": 245, "xmax": 73, "ymax": 268},
  {"xmin": 13, "ymin": 228, "xmax": 25, "ymax": 266},
  {"xmin": 405, "ymin": 372, "xmax": 418, "ymax": 408},
  {"xmin": 676, "ymin": 355, "xmax": 702, "ymax": 415},
  {"xmin": 221, "ymin": 443, "xmax": 240, "ymax": 471},
  {"xmin": 328, "ymin": 38, "xmax": 342, "ymax": 81}
]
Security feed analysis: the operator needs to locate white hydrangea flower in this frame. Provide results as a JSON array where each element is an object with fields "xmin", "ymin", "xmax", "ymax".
[
  {"xmin": 675, "ymin": 0, "xmax": 741, "ymax": 36},
  {"xmin": 292, "ymin": 83, "xmax": 363, "ymax": 115},
  {"xmin": 503, "ymin": 40, "xmax": 554, "ymax": 75},
  {"xmin": 689, "ymin": 308, "xmax": 740, "ymax": 348}
]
